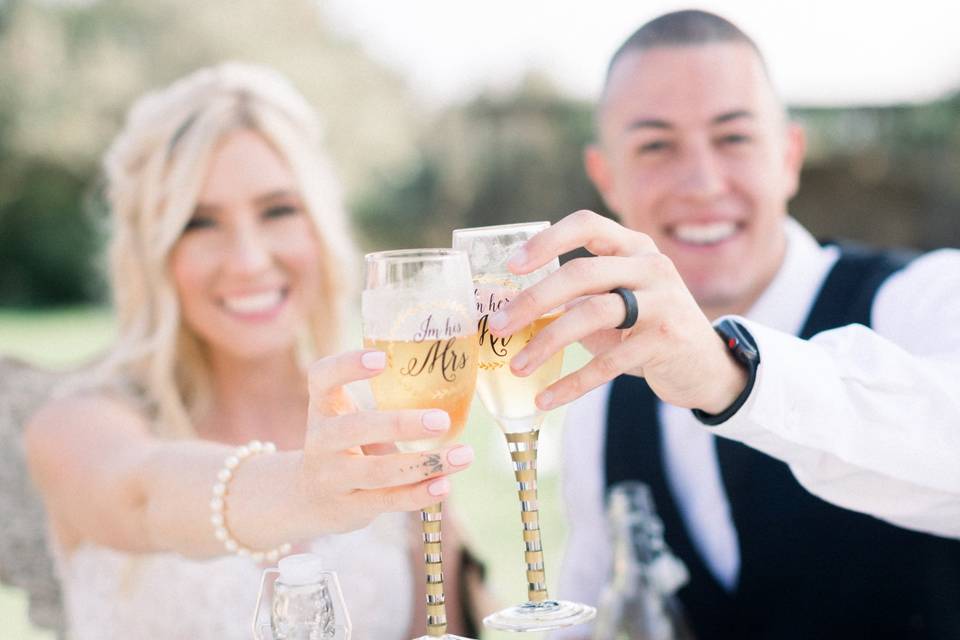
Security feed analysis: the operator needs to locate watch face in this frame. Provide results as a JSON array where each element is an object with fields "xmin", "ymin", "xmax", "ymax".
[{"xmin": 717, "ymin": 319, "xmax": 759, "ymax": 364}]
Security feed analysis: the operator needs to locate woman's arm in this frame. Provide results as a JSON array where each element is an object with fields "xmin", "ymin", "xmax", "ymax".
[{"xmin": 24, "ymin": 350, "xmax": 474, "ymax": 557}]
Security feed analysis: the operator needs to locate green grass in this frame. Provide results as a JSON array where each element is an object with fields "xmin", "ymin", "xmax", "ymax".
[
  {"xmin": 0, "ymin": 306, "xmax": 115, "ymax": 369},
  {"xmin": 0, "ymin": 307, "xmax": 589, "ymax": 639}
]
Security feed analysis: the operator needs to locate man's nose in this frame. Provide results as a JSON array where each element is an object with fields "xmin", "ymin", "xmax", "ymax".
[{"xmin": 676, "ymin": 141, "xmax": 726, "ymax": 201}]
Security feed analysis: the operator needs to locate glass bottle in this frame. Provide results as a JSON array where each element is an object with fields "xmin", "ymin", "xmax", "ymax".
[
  {"xmin": 592, "ymin": 482, "xmax": 695, "ymax": 640},
  {"xmin": 253, "ymin": 553, "xmax": 352, "ymax": 640}
]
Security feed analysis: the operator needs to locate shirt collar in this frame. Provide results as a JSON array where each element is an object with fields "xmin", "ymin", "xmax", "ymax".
[{"xmin": 745, "ymin": 217, "xmax": 840, "ymax": 336}]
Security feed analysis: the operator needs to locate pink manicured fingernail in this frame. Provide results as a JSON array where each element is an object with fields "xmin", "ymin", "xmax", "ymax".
[
  {"xmin": 447, "ymin": 445, "xmax": 474, "ymax": 466},
  {"xmin": 537, "ymin": 391, "xmax": 554, "ymax": 410},
  {"xmin": 489, "ymin": 311, "xmax": 509, "ymax": 331},
  {"xmin": 422, "ymin": 410, "xmax": 450, "ymax": 432},
  {"xmin": 428, "ymin": 477, "xmax": 451, "ymax": 497},
  {"xmin": 361, "ymin": 351, "xmax": 386, "ymax": 369},
  {"xmin": 508, "ymin": 247, "xmax": 528, "ymax": 270},
  {"xmin": 511, "ymin": 351, "xmax": 528, "ymax": 372}
]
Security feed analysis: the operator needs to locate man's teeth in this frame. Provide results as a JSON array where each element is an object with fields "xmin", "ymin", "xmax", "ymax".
[
  {"xmin": 223, "ymin": 290, "xmax": 284, "ymax": 314},
  {"xmin": 673, "ymin": 221, "xmax": 738, "ymax": 245}
]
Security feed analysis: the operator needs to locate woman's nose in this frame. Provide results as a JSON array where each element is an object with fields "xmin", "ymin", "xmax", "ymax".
[{"xmin": 223, "ymin": 224, "xmax": 272, "ymax": 275}]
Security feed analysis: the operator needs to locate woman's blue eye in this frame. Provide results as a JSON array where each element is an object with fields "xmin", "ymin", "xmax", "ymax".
[{"xmin": 183, "ymin": 216, "xmax": 216, "ymax": 232}]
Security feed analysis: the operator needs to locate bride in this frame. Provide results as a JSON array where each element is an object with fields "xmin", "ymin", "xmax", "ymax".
[{"xmin": 24, "ymin": 63, "xmax": 482, "ymax": 639}]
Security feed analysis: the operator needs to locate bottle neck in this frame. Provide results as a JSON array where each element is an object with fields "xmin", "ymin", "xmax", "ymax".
[{"xmin": 610, "ymin": 517, "xmax": 647, "ymax": 587}]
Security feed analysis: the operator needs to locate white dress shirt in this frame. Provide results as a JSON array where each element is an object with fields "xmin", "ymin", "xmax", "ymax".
[{"xmin": 554, "ymin": 218, "xmax": 960, "ymax": 635}]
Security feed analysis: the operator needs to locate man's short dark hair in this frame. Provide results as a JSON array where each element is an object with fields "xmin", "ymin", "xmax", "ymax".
[{"xmin": 606, "ymin": 9, "xmax": 766, "ymax": 80}]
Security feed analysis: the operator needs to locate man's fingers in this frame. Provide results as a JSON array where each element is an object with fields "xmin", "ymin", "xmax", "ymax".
[
  {"xmin": 509, "ymin": 210, "xmax": 658, "ymax": 275},
  {"xmin": 492, "ymin": 256, "xmax": 641, "ymax": 336},
  {"xmin": 349, "ymin": 444, "xmax": 475, "ymax": 490},
  {"xmin": 536, "ymin": 338, "xmax": 651, "ymax": 410},
  {"xmin": 510, "ymin": 292, "xmax": 637, "ymax": 376},
  {"xmin": 307, "ymin": 409, "xmax": 451, "ymax": 453},
  {"xmin": 307, "ymin": 350, "xmax": 387, "ymax": 418}
]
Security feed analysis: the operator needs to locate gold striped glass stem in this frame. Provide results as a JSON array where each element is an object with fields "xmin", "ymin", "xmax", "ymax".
[
  {"xmin": 505, "ymin": 430, "xmax": 548, "ymax": 603},
  {"xmin": 421, "ymin": 503, "xmax": 448, "ymax": 637}
]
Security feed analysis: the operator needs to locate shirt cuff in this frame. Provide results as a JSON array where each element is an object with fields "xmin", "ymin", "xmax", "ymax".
[{"xmin": 706, "ymin": 316, "xmax": 819, "ymax": 449}]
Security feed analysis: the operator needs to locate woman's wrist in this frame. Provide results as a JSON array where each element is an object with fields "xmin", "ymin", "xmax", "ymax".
[{"xmin": 226, "ymin": 447, "xmax": 306, "ymax": 552}]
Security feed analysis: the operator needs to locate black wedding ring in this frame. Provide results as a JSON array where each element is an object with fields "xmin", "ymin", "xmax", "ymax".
[{"xmin": 611, "ymin": 287, "xmax": 639, "ymax": 330}]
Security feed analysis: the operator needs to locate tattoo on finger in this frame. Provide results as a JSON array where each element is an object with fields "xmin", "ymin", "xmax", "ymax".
[{"xmin": 422, "ymin": 453, "xmax": 443, "ymax": 476}]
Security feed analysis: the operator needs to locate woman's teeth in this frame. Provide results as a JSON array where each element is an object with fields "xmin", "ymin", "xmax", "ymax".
[{"xmin": 222, "ymin": 290, "xmax": 284, "ymax": 314}]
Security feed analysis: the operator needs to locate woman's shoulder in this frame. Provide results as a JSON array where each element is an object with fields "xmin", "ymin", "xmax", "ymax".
[
  {"xmin": 24, "ymin": 386, "xmax": 154, "ymax": 488},
  {"xmin": 29, "ymin": 388, "xmax": 149, "ymax": 435}
]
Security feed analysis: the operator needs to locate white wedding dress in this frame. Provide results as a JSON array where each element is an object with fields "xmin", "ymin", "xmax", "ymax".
[{"xmin": 54, "ymin": 511, "xmax": 414, "ymax": 639}]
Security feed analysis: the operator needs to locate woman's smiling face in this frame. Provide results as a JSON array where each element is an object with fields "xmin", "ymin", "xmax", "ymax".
[{"xmin": 170, "ymin": 129, "xmax": 324, "ymax": 360}]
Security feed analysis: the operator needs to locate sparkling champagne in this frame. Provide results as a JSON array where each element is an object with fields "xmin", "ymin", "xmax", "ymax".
[
  {"xmin": 476, "ymin": 313, "xmax": 563, "ymax": 433},
  {"xmin": 364, "ymin": 334, "xmax": 479, "ymax": 451}
]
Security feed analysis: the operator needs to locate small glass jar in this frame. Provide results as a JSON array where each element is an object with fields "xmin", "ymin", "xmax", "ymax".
[{"xmin": 253, "ymin": 553, "xmax": 352, "ymax": 640}]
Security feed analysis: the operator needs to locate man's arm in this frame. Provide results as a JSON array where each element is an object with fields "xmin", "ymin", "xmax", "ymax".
[
  {"xmin": 710, "ymin": 249, "xmax": 960, "ymax": 537},
  {"xmin": 496, "ymin": 210, "xmax": 960, "ymax": 537}
]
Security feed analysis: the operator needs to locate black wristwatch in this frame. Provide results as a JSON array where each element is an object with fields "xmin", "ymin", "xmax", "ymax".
[{"xmin": 692, "ymin": 318, "xmax": 760, "ymax": 426}]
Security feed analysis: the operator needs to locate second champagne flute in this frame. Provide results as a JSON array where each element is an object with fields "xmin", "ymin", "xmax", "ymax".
[
  {"xmin": 452, "ymin": 222, "xmax": 596, "ymax": 632},
  {"xmin": 362, "ymin": 249, "xmax": 480, "ymax": 640}
]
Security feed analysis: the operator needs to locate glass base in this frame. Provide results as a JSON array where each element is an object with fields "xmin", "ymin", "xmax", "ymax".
[
  {"xmin": 483, "ymin": 599, "xmax": 597, "ymax": 632},
  {"xmin": 410, "ymin": 635, "xmax": 475, "ymax": 639}
]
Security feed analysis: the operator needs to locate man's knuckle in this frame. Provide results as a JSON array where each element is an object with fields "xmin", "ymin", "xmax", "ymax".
[
  {"xmin": 572, "ymin": 209, "xmax": 598, "ymax": 225},
  {"xmin": 521, "ymin": 287, "xmax": 544, "ymax": 311},
  {"xmin": 647, "ymin": 252, "xmax": 674, "ymax": 275}
]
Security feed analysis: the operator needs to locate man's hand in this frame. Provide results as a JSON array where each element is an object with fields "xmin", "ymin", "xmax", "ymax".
[{"xmin": 488, "ymin": 210, "xmax": 747, "ymax": 414}]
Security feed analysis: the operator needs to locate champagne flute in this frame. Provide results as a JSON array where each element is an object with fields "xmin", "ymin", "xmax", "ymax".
[
  {"xmin": 362, "ymin": 249, "xmax": 480, "ymax": 640},
  {"xmin": 452, "ymin": 222, "xmax": 596, "ymax": 632}
]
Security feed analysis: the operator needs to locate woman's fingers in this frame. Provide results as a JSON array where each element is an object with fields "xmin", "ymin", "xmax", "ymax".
[
  {"xmin": 307, "ymin": 408, "xmax": 451, "ymax": 453},
  {"xmin": 356, "ymin": 475, "xmax": 455, "ymax": 514},
  {"xmin": 307, "ymin": 350, "xmax": 387, "ymax": 418},
  {"xmin": 349, "ymin": 444, "xmax": 475, "ymax": 491}
]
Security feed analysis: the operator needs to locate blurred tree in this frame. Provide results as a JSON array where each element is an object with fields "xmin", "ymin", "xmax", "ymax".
[
  {"xmin": 0, "ymin": 0, "xmax": 420, "ymax": 306},
  {"xmin": 354, "ymin": 72, "xmax": 607, "ymax": 250},
  {"xmin": 793, "ymin": 92, "xmax": 960, "ymax": 249}
]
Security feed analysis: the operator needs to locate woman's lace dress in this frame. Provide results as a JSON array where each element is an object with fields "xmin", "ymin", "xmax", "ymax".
[{"xmin": 53, "ymin": 511, "xmax": 413, "ymax": 639}]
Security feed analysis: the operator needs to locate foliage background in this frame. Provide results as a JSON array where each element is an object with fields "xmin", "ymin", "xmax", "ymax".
[{"xmin": 0, "ymin": 0, "xmax": 958, "ymax": 637}]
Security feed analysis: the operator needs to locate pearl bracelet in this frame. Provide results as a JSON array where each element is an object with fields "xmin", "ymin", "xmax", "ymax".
[{"xmin": 210, "ymin": 440, "xmax": 292, "ymax": 563}]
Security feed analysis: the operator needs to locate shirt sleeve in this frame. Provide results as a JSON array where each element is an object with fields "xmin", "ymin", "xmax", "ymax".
[
  {"xmin": 551, "ymin": 383, "xmax": 612, "ymax": 639},
  {"xmin": 710, "ymin": 249, "xmax": 960, "ymax": 538}
]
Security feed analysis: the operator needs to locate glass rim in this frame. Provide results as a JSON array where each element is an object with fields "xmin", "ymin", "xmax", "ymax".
[
  {"xmin": 452, "ymin": 221, "xmax": 551, "ymax": 237},
  {"xmin": 364, "ymin": 248, "xmax": 467, "ymax": 263}
]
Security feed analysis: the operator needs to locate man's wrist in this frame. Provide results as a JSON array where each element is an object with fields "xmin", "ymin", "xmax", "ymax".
[
  {"xmin": 698, "ymin": 354, "xmax": 749, "ymax": 414},
  {"xmin": 693, "ymin": 318, "xmax": 760, "ymax": 426}
]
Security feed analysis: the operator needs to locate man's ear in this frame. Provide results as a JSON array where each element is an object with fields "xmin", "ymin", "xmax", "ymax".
[
  {"xmin": 782, "ymin": 122, "xmax": 806, "ymax": 200},
  {"xmin": 584, "ymin": 143, "xmax": 621, "ymax": 213}
]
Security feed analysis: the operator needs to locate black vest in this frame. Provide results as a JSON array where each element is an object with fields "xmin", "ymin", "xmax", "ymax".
[{"xmin": 605, "ymin": 246, "xmax": 960, "ymax": 639}]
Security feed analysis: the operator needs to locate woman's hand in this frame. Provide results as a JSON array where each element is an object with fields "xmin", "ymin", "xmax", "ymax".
[
  {"xmin": 293, "ymin": 350, "xmax": 475, "ymax": 535},
  {"xmin": 488, "ymin": 210, "xmax": 747, "ymax": 414}
]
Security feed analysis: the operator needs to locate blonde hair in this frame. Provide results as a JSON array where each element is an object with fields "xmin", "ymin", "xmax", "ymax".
[{"xmin": 86, "ymin": 62, "xmax": 355, "ymax": 438}]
